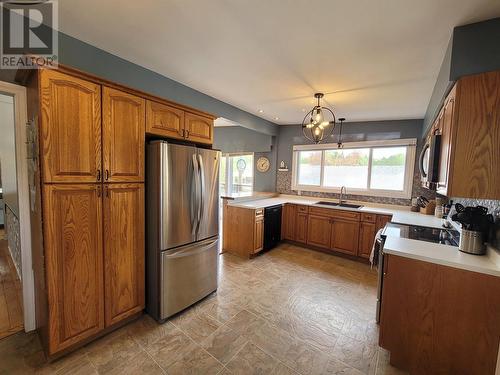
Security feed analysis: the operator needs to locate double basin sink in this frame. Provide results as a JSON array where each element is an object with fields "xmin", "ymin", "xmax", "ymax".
[{"xmin": 315, "ymin": 201, "xmax": 363, "ymax": 209}]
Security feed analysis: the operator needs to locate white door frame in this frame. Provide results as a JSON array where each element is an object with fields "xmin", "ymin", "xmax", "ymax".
[{"xmin": 0, "ymin": 80, "xmax": 35, "ymax": 332}]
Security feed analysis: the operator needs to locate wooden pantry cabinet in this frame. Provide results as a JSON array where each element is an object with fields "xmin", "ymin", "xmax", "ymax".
[
  {"xmin": 102, "ymin": 87, "xmax": 145, "ymax": 182},
  {"xmin": 40, "ymin": 69, "xmax": 102, "ymax": 183},
  {"xmin": 103, "ymin": 184, "xmax": 145, "ymax": 326},
  {"xmin": 433, "ymin": 70, "xmax": 500, "ymax": 199},
  {"xmin": 43, "ymin": 184, "xmax": 104, "ymax": 354},
  {"xmin": 26, "ymin": 65, "xmax": 216, "ymax": 357}
]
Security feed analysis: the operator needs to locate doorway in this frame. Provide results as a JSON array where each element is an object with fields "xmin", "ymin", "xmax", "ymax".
[{"xmin": 0, "ymin": 81, "xmax": 35, "ymax": 337}]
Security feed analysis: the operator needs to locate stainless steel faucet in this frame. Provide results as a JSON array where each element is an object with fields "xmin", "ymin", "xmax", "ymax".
[{"xmin": 339, "ymin": 186, "xmax": 347, "ymax": 205}]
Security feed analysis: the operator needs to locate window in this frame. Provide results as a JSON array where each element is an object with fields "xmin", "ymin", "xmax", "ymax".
[
  {"xmin": 292, "ymin": 139, "xmax": 416, "ymax": 198},
  {"xmin": 220, "ymin": 153, "xmax": 254, "ymax": 196}
]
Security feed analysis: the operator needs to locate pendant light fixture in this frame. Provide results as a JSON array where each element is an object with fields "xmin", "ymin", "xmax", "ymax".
[
  {"xmin": 337, "ymin": 118, "xmax": 345, "ymax": 148},
  {"xmin": 302, "ymin": 93, "xmax": 337, "ymax": 144}
]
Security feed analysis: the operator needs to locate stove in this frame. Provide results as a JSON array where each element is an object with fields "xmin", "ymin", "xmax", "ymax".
[{"xmin": 383, "ymin": 222, "xmax": 460, "ymax": 247}]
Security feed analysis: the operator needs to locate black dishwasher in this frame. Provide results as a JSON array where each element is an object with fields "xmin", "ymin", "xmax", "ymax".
[{"xmin": 263, "ymin": 205, "xmax": 282, "ymax": 250}]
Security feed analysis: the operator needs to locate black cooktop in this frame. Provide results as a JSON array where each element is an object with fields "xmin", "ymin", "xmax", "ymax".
[{"xmin": 382, "ymin": 222, "xmax": 460, "ymax": 247}]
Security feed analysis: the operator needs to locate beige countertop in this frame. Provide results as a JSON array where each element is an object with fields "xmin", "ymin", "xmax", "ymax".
[{"xmin": 225, "ymin": 194, "xmax": 500, "ymax": 277}]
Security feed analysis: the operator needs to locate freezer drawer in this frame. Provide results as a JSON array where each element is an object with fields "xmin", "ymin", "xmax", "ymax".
[{"xmin": 160, "ymin": 237, "xmax": 219, "ymax": 319}]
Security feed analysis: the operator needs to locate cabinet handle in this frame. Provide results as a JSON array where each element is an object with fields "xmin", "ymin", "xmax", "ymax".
[
  {"xmin": 185, "ymin": 129, "xmax": 190, "ymax": 138},
  {"xmin": 105, "ymin": 185, "xmax": 110, "ymax": 198},
  {"xmin": 105, "ymin": 169, "xmax": 109, "ymax": 181},
  {"xmin": 96, "ymin": 186, "xmax": 101, "ymax": 198},
  {"xmin": 97, "ymin": 169, "xmax": 101, "ymax": 181}
]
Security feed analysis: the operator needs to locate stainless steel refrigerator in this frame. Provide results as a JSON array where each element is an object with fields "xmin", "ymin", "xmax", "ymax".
[{"xmin": 146, "ymin": 141, "xmax": 220, "ymax": 321}]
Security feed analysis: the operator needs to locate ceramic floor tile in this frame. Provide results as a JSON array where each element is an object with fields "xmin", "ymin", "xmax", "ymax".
[
  {"xmin": 166, "ymin": 344, "xmax": 223, "ymax": 375},
  {"xmin": 0, "ymin": 243, "xmax": 404, "ymax": 374},
  {"xmin": 224, "ymin": 342, "xmax": 279, "ymax": 375},
  {"xmin": 201, "ymin": 324, "xmax": 249, "ymax": 364}
]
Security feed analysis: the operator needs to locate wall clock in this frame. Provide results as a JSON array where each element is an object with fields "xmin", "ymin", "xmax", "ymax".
[{"xmin": 256, "ymin": 156, "xmax": 270, "ymax": 172}]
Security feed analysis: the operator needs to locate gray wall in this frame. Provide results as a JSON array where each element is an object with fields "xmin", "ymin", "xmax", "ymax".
[
  {"xmin": 277, "ymin": 119, "xmax": 423, "ymax": 168},
  {"xmin": 214, "ymin": 126, "xmax": 276, "ymax": 192},
  {"xmin": 423, "ymin": 17, "xmax": 500, "ymax": 135},
  {"xmin": 0, "ymin": 94, "xmax": 19, "ymax": 216}
]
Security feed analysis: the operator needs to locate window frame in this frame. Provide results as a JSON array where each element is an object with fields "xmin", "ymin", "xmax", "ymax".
[{"xmin": 291, "ymin": 139, "xmax": 416, "ymax": 199}]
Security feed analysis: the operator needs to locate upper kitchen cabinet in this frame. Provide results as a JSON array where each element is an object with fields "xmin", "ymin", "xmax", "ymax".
[
  {"xmin": 40, "ymin": 69, "xmax": 102, "ymax": 183},
  {"xmin": 102, "ymin": 87, "xmax": 146, "ymax": 182},
  {"xmin": 146, "ymin": 100, "xmax": 185, "ymax": 140},
  {"xmin": 436, "ymin": 70, "xmax": 500, "ymax": 199},
  {"xmin": 184, "ymin": 112, "xmax": 214, "ymax": 145}
]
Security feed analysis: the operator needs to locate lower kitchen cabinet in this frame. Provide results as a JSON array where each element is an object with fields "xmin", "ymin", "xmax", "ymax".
[
  {"xmin": 281, "ymin": 204, "xmax": 296, "ymax": 240},
  {"xmin": 254, "ymin": 215, "xmax": 264, "ymax": 253},
  {"xmin": 42, "ymin": 183, "xmax": 145, "ymax": 356},
  {"xmin": 295, "ymin": 211, "xmax": 308, "ymax": 243},
  {"xmin": 331, "ymin": 219, "xmax": 359, "ymax": 255},
  {"xmin": 103, "ymin": 183, "xmax": 145, "ymax": 326},
  {"xmin": 358, "ymin": 221, "xmax": 376, "ymax": 258},
  {"xmin": 307, "ymin": 214, "xmax": 332, "ymax": 249},
  {"xmin": 380, "ymin": 254, "xmax": 500, "ymax": 374},
  {"xmin": 43, "ymin": 184, "xmax": 105, "ymax": 354}
]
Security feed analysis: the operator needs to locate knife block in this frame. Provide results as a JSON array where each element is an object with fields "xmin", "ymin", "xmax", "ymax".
[{"xmin": 420, "ymin": 200, "xmax": 436, "ymax": 215}]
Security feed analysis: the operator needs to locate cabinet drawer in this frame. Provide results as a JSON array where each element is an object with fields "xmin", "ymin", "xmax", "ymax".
[
  {"xmin": 309, "ymin": 206, "xmax": 360, "ymax": 221},
  {"xmin": 361, "ymin": 213, "xmax": 376, "ymax": 223},
  {"xmin": 297, "ymin": 205, "xmax": 308, "ymax": 213},
  {"xmin": 255, "ymin": 209, "xmax": 264, "ymax": 217}
]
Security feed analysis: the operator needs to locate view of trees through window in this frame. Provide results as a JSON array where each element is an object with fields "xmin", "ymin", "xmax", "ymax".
[
  {"xmin": 220, "ymin": 153, "xmax": 254, "ymax": 196},
  {"xmin": 295, "ymin": 146, "xmax": 409, "ymax": 192}
]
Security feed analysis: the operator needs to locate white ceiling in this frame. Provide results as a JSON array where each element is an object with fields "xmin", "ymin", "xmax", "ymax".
[{"xmin": 57, "ymin": 0, "xmax": 500, "ymax": 125}]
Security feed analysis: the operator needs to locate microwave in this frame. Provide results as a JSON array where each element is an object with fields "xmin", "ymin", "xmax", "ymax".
[{"xmin": 419, "ymin": 133, "xmax": 441, "ymax": 189}]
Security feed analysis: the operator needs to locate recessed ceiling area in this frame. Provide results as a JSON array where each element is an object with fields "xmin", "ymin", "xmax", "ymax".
[{"xmin": 57, "ymin": 0, "xmax": 500, "ymax": 125}]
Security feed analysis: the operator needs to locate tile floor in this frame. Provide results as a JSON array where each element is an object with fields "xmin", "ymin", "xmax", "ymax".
[
  {"xmin": 0, "ymin": 243, "xmax": 406, "ymax": 374},
  {"xmin": 0, "ymin": 238, "xmax": 24, "ymax": 340}
]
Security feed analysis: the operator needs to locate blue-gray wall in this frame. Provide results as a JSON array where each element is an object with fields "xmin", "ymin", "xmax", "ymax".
[
  {"xmin": 277, "ymin": 119, "xmax": 423, "ymax": 168},
  {"xmin": 423, "ymin": 17, "xmax": 500, "ymax": 135},
  {"xmin": 214, "ymin": 127, "xmax": 276, "ymax": 192}
]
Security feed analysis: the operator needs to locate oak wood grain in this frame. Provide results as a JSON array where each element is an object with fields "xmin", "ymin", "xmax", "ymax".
[
  {"xmin": 281, "ymin": 204, "xmax": 296, "ymax": 241},
  {"xmin": 449, "ymin": 71, "xmax": 500, "ymax": 199},
  {"xmin": 40, "ymin": 69, "xmax": 101, "ymax": 183},
  {"xmin": 184, "ymin": 112, "xmax": 213, "ymax": 145},
  {"xmin": 331, "ymin": 219, "xmax": 359, "ymax": 255},
  {"xmin": 295, "ymin": 211, "xmax": 308, "ymax": 244},
  {"xmin": 103, "ymin": 183, "xmax": 145, "ymax": 326},
  {"xmin": 358, "ymin": 221, "xmax": 376, "ymax": 258},
  {"xmin": 43, "ymin": 184, "xmax": 104, "ymax": 355},
  {"xmin": 306, "ymin": 214, "xmax": 331, "ymax": 249},
  {"xmin": 102, "ymin": 87, "xmax": 146, "ymax": 182},
  {"xmin": 254, "ymin": 217, "xmax": 264, "ymax": 253},
  {"xmin": 146, "ymin": 100, "xmax": 185, "ymax": 139}
]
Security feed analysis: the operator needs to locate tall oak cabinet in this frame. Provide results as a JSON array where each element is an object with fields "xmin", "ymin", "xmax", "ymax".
[{"xmin": 37, "ymin": 69, "xmax": 145, "ymax": 356}]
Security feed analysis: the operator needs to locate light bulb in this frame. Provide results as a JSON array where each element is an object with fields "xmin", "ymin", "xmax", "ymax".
[
  {"xmin": 313, "ymin": 108, "xmax": 323, "ymax": 124},
  {"xmin": 314, "ymin": 127, "xmax": 321, "ymax": 135}
]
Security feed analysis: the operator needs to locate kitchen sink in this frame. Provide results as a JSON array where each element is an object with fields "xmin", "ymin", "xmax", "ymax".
[{"xmin": 316, "ymin": 201, "xmax": 363, "ymax": 209}]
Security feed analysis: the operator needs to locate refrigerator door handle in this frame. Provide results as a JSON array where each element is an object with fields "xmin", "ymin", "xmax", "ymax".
[
  {"xmin": 192, "ymin": 154, "xmax": 201, "ymax": 236},
  {"xmin": 197, "ymin": 153, "xmax": 205, "ymax": 228}
]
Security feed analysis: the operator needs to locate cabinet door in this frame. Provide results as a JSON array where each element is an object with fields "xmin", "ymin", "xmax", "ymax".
[
  {"xmin": 306, "ymin": 215, "xmax": 331, "ymax": 249},
  {"xmin": 103, "ymin": 183, "xmax": 145, "ymax": 326},
  {"xmin": 40, "ymin": 70, "xmax": 101, "ymax": 183},
  {"xmin": 254, "ymin": 217, "xmax": 264, "ymax": 253},
  {"xmin": 281, "ymin": 204, "xmax": 296, "ymax": 240},
  {"xmin": 331, "ymin": 219, "xmax": 359, "ymax": 255},
  {"xmin": 146, "ymin": 100, "xmax": 185, "ymax": 139},
  {"xmin": 295, "ymin": 212, "xmax": 308, "ymax": 244},
  {"xmin": 184, "ymin": 112, "xmax": 213, "ymax": 145},
  {"xmin": 437, "ymin": 86, "xmax": 456, "ymax": 195},
  {"xmin": 358, "ymin": 221, "xmax": 376, "ymax": 258},
  {"xmin": 103, "ymin": 87, "xmax": 145, "ymax": 182},
  {"xmin": 43, "ymin": 184, "xmax": 104, "ymax": 354},
  {"xmin": 376, "ymin": 214, "xmax": 392, "ymax": 232}
]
